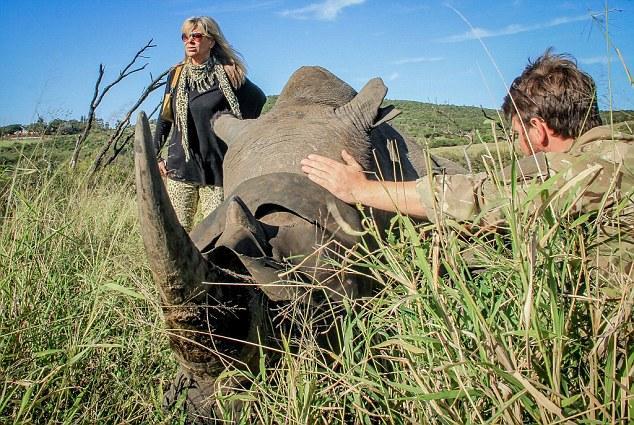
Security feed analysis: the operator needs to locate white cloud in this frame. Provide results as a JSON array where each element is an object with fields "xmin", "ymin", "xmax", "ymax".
[
  {"xmin": 185, "ymin": 1, "xmax": 281, "ymax": 14},
  {"xmin": 392, "ymin": 56, "xmax": 444, "ymax": 65},
  {"xmin": 280, "ymin": 0, "xmax": 366, "ymax": 21},
  {"xmin": 437, "ymin": 14, "xmax": 590, "ymax": 43},
  {"xmin": 388, "ymin": 72, "xmax": 400, "ymax": 81},
  {"xmin": 578, "ymin": 56, "xmax": 610, "ymax": 65}
]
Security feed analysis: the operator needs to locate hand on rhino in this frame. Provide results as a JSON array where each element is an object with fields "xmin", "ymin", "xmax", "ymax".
[{"xmin": 301, "ymin": 149, "xmax": 366, "ymax": 204}]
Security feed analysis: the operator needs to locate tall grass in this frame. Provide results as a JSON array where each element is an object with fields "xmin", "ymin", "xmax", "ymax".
[
  {"xmin": 1, "ymin": 126, "xmax": 632, "ymax": 423},
  {"xmin": 0, "ymin": 155, "xmax": 182, "ymax": 423},
  {"xmin": 223, "ymin": 176, "xmax": 631, "ymax": 424},
  {"xmin": 1, "ymin": 115, "xmax": 632, "ymax": 423}
]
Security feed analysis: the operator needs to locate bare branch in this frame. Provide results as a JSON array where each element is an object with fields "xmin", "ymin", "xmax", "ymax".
[
  {"xmin": 88, "ymin": 67, "xmax": 170, "ymax": 178},
  {"xmin": 69, "ymin": 40, "xmax": 156, "ymax": 169},
  {"xmin": 105, "ymin": 133, "xmax": 135, "ymax": 167},
  {"xmin": 480, "ymin": 106, "xmax": 504, "ymax": 130},
  {"xmin": 69, "ymin": 64, "xmax": 105, "ymax": 168},
  {"xmin": 120, "ymin": 39, "xmax": 156, "ymax": 77},
  {"xmin": 104, "ymin": 100, "xmax": 163, "ymax": 168},
  {"xmin": 94, "ymin": 64, "xmax": 148, "ymax": 108}
]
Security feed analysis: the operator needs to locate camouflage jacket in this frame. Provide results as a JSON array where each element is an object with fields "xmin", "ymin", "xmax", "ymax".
[{"xmin": 416, "ymin": 124, "xmax": 634, "ymax": 277}]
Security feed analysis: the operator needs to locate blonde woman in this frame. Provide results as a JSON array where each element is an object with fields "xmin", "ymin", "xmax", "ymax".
[{"xmin": 154, "ymin": 16, "xmax": 266, "ymax": 231}]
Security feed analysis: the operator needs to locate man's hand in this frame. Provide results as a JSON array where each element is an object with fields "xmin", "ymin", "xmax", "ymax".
[
  {"xmin": 301, "ymin": 150, "xmax": 368, "ymax": 203},
  {"xmin": 158, "ymin": 159, "xmax": 169, "ymax": 177},
  {"xmin": 301, "ymin": 149, "xmax": 427, "ymax": 218}
]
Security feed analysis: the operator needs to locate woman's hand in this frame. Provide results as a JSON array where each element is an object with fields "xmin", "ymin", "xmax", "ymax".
[
  {"xmin": 158, "ymin": 159, "xmax": 169, "ymax": 177},
  {"xmin": 301, "ymin": 150, "xmax": 368, "ymax": 204}
]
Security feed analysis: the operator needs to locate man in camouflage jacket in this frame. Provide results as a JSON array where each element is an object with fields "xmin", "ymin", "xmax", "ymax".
[{"xmin": 301, "ymin": 50, "xmax": 633, "ymax": 279}]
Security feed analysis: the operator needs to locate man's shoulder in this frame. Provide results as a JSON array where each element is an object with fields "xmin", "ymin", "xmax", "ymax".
[
  {"xmin": 575, "ymin": 123, "xmax": 634, "ymax": 149},
  {"xmin": 569, "ymin": 124, "xmax": 634, "ymax": 167},
  {"xmin": 537, "ymin": 123, "xmax": 634, "ymax": 189},
  {"xmin": 500, "ymin": 153, "xmax": 550, "ymax": 182}
]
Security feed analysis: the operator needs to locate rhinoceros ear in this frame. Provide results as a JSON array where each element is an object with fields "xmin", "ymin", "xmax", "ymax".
[
  {"xmin": 373, "ymin": 105, "xmax": 401, "ymax": 128},
  {"xmin": 335, "ymin": 77, "xmax": 388, "ymax": 132},
  {"xmin": 212, "ymin": 112, "xmax": 254, "ymax": 146}
]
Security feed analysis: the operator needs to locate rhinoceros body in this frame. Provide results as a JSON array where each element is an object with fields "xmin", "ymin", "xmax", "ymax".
[{"xmin": 134, "ymin": 66, "xmax": 463, "ymax": 420}]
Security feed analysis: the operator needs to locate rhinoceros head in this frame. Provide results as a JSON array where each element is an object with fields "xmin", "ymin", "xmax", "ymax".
[
  {"xmin": 135, "ymin": 66, "xmax": 464, "ymax": 397},
  {"xmin": 134, "ymin": 69, "xmax": 388, "ymax": 379},
  {"xmin": 275, "ymin": 66, "xmax": 357, "ymax": 108}
]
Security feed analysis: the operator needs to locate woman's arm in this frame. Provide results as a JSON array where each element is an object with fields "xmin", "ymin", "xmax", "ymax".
[
  {"xmin": 235, "ymin": 78, "xmax": 267, "ymax": 119},
  {"xmin": 153, "ymin": 71, "xmax": 175, "ymax": 177}
]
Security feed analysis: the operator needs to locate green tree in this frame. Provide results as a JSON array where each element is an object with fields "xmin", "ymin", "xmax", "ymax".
[
  {"xmin": 26, "ymin": 116, "xmax": 46, "ymax": 134},
  {"xmin": 0, "ymin": 124, "xmax": 23, "ymax": 137}
]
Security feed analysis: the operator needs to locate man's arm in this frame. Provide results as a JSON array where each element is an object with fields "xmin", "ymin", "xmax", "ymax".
[
  {"xmin": 300, "ymin": 150, "xmax": 429, "ymax": 218},
  {"xmin": 301, "ymin": 149, "xmax": 511, "ymax": 225}
]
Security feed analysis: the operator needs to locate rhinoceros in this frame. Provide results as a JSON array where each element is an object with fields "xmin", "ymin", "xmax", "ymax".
[{"xmin": 134, "ymin": 66, "xmax": 464, "ymax": 420}]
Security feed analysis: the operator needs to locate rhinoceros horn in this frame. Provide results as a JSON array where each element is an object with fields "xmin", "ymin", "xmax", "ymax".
[
  {"xmin": 134, "ymin": 111, "xmax": 211, "ymax": 305},
  {"xmin": 134, "ymin": 112, "xmax": 240, "ymax": 373}
]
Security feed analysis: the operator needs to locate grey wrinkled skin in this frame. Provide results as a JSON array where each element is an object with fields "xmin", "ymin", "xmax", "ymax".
[
  {"xmin": 135, "ymin": 66, "xmax": 464, "ymax": 422},
  {"xmin": 215, "ymin": 66, "xmax": 461, "ymax": 196}
]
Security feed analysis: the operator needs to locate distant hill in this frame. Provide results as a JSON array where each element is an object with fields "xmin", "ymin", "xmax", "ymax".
[
  {"xmin": 387, "ymin": 100, "xmax": 499, "ymax": 147},
  {"xmin": 263, "ymin": 95, "xmax": 634, "ymax": 148},
  {"xmin": 1, "ymin": 98, "xmax": 631, "ymax": 171}
]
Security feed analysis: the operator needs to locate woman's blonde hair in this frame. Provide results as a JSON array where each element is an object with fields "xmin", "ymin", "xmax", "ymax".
[{"xmin": 181, "ymin": 16, "xmax": 246, "ymax": 82}]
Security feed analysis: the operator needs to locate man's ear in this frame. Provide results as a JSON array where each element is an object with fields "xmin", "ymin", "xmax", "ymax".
[{"xmin": 529, "ymin": 117, "xmax": 549, "ymax": 148}]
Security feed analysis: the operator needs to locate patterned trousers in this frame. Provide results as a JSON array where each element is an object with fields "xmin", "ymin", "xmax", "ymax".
[{"xmin": 165, "ymin": 178, "xmax": 224, "ymax": 232}]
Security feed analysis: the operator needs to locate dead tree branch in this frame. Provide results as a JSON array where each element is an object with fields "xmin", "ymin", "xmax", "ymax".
[
  {"xmin": 104, "ymin": 134, "xmax": 134, "ymax": 168},
  {"xmin": 103, "ymin": 101, "xmax": 162, "ymax": 168},
  {"xmin": 70, "ymin": 39, "xmax": 156, "ymax": 169},
  {"xmin": 70, "ymin": 65, "xmax": 104, "ymax": 169},
  {"xmin": 88, "ymin": 67, "xmax": 170, "ymax": 179}
]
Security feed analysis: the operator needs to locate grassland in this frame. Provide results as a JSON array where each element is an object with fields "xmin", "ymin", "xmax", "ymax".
[{"xmin": 0, "ymin": 101, "xmax": 632, "ymax": 423}]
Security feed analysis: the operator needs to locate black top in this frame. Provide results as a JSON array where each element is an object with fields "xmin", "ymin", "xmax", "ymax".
[{"xmin": 153, "ymin": 72, "xmax": 266, "ymax": 186}]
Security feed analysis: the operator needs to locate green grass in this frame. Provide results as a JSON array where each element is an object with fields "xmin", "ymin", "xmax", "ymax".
[
  {"xmin": 1, "ymin": 120, "xmax": 631, "ymax": 423},
  {"xmin": 0, "ymin": 128, "xmax": 129, "ymax": 171},
  {"xmin": 0, "ymin": 157, "xmax": 184, "ymax": 423}
]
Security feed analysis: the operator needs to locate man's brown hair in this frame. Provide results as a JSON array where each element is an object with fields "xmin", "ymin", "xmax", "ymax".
[{"xmin": 502, "ymin": 49, "xmax": 602, "ymax": 138}]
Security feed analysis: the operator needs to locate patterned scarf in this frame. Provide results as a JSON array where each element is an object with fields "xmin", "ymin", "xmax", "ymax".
[{"xmin": 175, "ymin": 56, "xmax": 242, "ymax": 161}]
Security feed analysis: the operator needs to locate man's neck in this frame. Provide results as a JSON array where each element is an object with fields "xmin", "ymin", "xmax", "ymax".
[{"xmin": 546, "ymin": 135, "xmax": 575, "ymax": 153}]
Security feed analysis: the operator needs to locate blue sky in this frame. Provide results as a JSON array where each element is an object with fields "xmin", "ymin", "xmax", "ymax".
[{"xmin": 1, "ymin": 0, "xmax": 632, "ymax": 126}]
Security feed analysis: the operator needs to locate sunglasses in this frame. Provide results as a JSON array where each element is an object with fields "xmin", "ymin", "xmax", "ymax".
[{"xmin": 181, "ymin": 32, "xmax": 205, "ymax": 42}]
